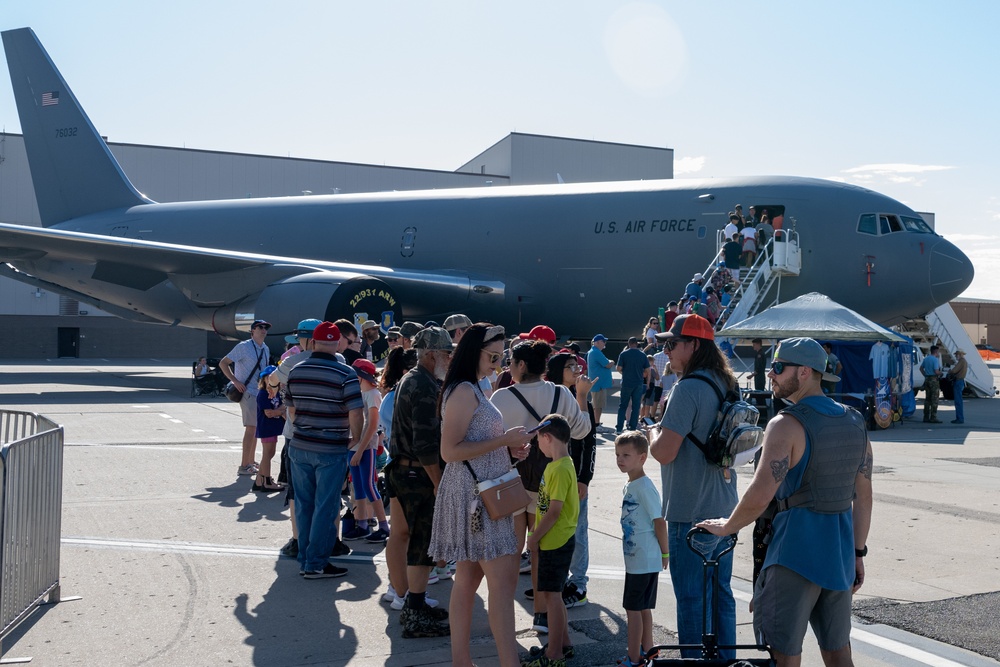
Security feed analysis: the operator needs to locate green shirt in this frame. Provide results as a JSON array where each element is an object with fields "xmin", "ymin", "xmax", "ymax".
[{"xmin": 536, "ymin": 456, "xmax": 579, "ymax": 551}]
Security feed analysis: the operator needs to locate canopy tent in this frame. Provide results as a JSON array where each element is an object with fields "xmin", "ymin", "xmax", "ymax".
[
  {"xmin": 720, "ymin": 292, "xmax": 916, "ymax": 425},
  {"xmin": 720, "ymin": 292, "xmax": 908, "ymax": 342}
]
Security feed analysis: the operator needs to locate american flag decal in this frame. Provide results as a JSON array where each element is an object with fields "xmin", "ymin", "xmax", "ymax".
[{"xmin": 41, "ymin": 91, "xmax": 59, "ymax": 106}]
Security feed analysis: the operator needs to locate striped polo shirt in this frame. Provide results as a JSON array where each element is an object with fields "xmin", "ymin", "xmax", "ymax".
[{"xmin": 285, "ymin": 351, "xmax": 364, "ymax": 453}]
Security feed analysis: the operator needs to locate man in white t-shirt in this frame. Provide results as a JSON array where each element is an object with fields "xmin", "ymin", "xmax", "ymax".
[{"xmin": 220, "ymin": 319, "xmax": 271, "ymax": 477}]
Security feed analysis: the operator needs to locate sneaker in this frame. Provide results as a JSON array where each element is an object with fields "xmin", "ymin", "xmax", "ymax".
[
  {"xmin": 526, "ymin": 644, "xmax": 575, "ymax": 660},
  {"xmin": 562, "ymin": 583, "xmax": 587, "ymax": 608},
  {"xmin": 521, "ymin": 653, "xmax": 565, "ymax": 667},
  {"xmin": 279, "ymin": 537, "xmax": 298, "ymax": 557},
  {"xmin": 524, "ymin": 588, "xmax": 534, "ymax": 600},
  {"xmin": 615, "ymin": 657, "xmax": 645, "ymax": 667},
  {"xmin": 365, "ymin": 528, "xmax": 390, "ymax": 543},
  {"xmin": 433, "ymin": 563, "xmax": 455, "ymax": 580},
  {"xmin": 330, "ymin": 540, "xmax": 351, "ymax": 557},
  {"xmin": 381, "ymin": 584, "xmax": 397, "ymax": 603},
  {"xmin": 532, "ymin": 612, "xmax": 549, "ymax": 634},
  {"xmin": 342, "ymin": 525, "xmax": 371, "ymax": 541},
  {"xmin": 519, "ymin": 551, "xmax": 532, "ymax": 574},
  {"xmin": 390, "ymin": 592, "xmax": 440, "ymax": 611},
  {"xmin": 237, "ymin": 463, "xmax": 257, "ymax": 476},
  {"xmin": 401, "ymin": 606, "xmax": 450, "ymax": 638},
  {"xmin": 952, "ymin": 419, "xmax": 965, "ymax": 424},
  {"xmin": 303, "ymin": 563, "xmax": 348, "ymax": 579},
  {"xmin": 427, "ymin": 570, "xmax": 440, "ymax": 585}
]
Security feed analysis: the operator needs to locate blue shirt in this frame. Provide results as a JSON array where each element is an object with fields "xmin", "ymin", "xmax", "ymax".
[
  {"xmin": 616, "ymin": 347, "xmax": 649, "ymax": 388},
  {"xmin": 763, "ymin": 395, "xmax": 856, "ymax": 591},
  {"xmin": 921, "ymin": 355, "xmax": 941, "ymax": 377},
  {"xmin": 587, "ymin": 346, "xmax": 614, "ymax": 391}
]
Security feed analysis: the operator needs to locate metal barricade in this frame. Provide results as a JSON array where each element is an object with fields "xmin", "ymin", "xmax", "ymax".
[{"xmin": 0, "ymin": 410, "xmax": 64, "ymax": 659}]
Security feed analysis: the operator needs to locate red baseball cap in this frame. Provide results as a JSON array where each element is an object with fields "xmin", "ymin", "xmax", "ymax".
[
  {"xmin": 518, "ymin": 325, "xmax": 557, "ymax": 344},
  {"xmin": 312, "ymin": 321, "xmax": 341, "ymax": 342},
  {"xmin": 654, "ymin": 314, "xmax": 715, "ymax": 342},
  {"xmin": 351, "ymin": 358, "xmax": 378, "ymax": 384}
]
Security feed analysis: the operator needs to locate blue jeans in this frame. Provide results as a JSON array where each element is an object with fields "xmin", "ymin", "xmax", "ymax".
[
  {"xmin": 617, "ymin": 384, "xmax": 644, "ymax": 431},
  {"xmin": 668, "ymin": 522, "xmax": 736, "ymax": 659},
  {"xmin": 953, "ymin": 379, "xmax": 965, "ymax": 422},
  {"xmin": 289, "ymin": 446, "xmax": 349, "ymax": 572},
  {"xmin": 567, "ymin": 495, "xmax": 589, "ymax": 591}
]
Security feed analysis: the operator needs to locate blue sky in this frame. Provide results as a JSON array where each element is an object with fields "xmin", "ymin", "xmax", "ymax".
[{"xmin": 2, "ymin": 2, "xmax": 998, "ymax": 298}]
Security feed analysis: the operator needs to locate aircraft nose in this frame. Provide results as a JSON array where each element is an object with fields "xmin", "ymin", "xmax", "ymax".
[{"xmin": 929, "ymin": 239, "xmax": 974, "ymax": 305}]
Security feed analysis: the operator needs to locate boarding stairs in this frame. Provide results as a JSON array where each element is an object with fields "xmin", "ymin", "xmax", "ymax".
[
  {"xmin": 894, "ymin": 305, "xmax": 997, "ymax": 398},
  {"xmin": 704, "ymin": 228, "xmax": 802, "ymax": 333}
]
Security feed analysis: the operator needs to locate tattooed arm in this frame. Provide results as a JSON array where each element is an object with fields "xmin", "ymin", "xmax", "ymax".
[
  {"xmin": 698, "ymin": 413, "xmax": 805, "ymax": 536},
  {"xmin": 852, "ymin": 438, "xmax": 874, "ymax": 592}
]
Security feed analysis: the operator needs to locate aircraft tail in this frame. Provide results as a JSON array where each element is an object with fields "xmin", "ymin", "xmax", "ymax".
[{"xmin": 2, "ymin": 28, "xmax": 152, "ymax": 226}]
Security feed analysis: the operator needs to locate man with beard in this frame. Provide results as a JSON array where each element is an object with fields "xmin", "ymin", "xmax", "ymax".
[
  {"xmin": 698, "ymin": 337, "xmax": 873, "ymax": 667},
  {"xmin": 359, "ymin": 319, "xmax": 380, "ymax": 361},
  {"xmin": 649, "ymin": 314, "xmax": 739, "ymax": 659},
  {"xmin": 386, "ymin": 326, "xmax": 453, "ymax": 637}
]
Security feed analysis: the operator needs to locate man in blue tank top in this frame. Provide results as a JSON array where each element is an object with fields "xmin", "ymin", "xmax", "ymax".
[{"xmin": 698, "ymin": 337, "xmax": 874, "ymax": 667}]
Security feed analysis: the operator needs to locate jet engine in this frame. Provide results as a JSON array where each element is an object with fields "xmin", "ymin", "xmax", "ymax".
[{"xmin": 212, "ymin": 272, "xmax": 402, "ymax": 341}]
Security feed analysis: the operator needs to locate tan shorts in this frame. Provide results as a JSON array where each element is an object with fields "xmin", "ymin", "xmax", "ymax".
[
  {"xmin": 590, "ymin": 387, "xmax": 609, "ymax": 412},
  {"xmin": 513, "ymin": 489, "xmax": 539, "ymax": 518},
  {"xmin": 753, "ymin": 564, "xmax": 852, "ymax": 656},
  {"xmin": 240, "ymin": 391, "xmax": 258, "ymax": 428}
]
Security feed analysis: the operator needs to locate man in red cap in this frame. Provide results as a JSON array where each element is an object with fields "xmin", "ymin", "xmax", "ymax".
[
  {"xmin": 284, "ymin": 322, "xmax": 365, "ymax": 579},
  {"xmin": 648, "ymin": 314, "xmax": 740, "ymax": 659}
]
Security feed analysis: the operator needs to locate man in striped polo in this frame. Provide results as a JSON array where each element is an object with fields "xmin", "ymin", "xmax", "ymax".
[{"xmin": 285, "ymin": 321, "xmax": 365, "ymax": 579}]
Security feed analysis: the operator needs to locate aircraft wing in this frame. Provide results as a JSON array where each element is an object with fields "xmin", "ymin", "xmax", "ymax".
[{"xmin": 0, "ymin": 221, "xmax": 483, "ymax": 308}]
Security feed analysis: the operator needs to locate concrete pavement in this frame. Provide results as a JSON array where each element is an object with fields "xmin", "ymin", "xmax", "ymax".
[{"xmin": 1, "ymin": 360, "xmax": 999, "ymax": 666}]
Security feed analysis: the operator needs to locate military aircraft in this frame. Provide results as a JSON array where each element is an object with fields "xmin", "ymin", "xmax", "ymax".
[{"xmin": 0, "ymin": 27, "xmax": 974, "ymax": 349}]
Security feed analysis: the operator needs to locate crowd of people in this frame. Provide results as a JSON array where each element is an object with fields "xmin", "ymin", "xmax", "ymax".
[{"xmin": 215, "ymin": 310, "xmax": 874, "ymax": 667}]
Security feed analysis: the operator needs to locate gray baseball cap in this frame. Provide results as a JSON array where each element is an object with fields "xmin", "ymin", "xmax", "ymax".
[
  {"xmin": 443, "ymin": 313, "xmax": 473, "ymax": 332},
  {"xmin": 774, "ymin": 337, "xmax": 840, "ymax": 383},
  {"xmin": 399, "ymin": 321, "xmax": 424, "ymax": 339}
]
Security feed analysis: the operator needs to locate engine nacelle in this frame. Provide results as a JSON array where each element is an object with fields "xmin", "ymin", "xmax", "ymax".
[{"xmin": 213, "ymin": 272, "xmax": 403, "ymax": 350}]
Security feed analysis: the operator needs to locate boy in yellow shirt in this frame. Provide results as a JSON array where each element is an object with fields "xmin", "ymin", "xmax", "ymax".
[{"xmin": 525, "ymin": 414, "xmax": 579, "ymax": 667}]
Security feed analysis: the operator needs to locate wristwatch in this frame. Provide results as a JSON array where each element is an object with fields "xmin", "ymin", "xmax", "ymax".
[{"xmin": 855, "ymin": 545, "xmax": 868, "ymax": 558}]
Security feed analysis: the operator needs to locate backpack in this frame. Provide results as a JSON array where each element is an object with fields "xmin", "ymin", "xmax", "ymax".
[
  {"xmin": 506, "ymin": 385, "xmax": 561, "ymax": 493},
  {"xmin": 679, "ymin": 373, "xmax": 764, "ymax": 468}
]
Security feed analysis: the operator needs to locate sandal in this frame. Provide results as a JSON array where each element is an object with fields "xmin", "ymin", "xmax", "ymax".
[{"xmin": 252, "ymin": 476, "xmax": 284, "ymax": 493}]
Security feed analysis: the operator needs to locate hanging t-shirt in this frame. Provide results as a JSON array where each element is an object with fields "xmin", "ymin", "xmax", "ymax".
[{"xmin": 869, "ymin": 342, "xmax": 890, "ymax": 378}]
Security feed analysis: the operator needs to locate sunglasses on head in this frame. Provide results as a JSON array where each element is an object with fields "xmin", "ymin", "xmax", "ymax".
[{"xmin": 770, "ymin": 361, "xmax": 802, "ymax": 375}]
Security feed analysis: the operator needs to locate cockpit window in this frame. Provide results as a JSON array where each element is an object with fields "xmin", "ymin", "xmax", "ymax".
[
  {"xmin": 900, "ymin": 215, "xmax": 934, "ymax": 234},
  {"xmin": 858, "ymin": 214, "xmax": 877, "ymax": 235},
  {"xmin": 858, "ymin": 213, "xmax": 935, "ymax": 236}
]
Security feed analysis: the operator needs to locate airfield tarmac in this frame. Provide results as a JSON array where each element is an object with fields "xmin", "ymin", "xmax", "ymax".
[{"xmin": 1, "ymin": 360, "xmax": 999, "ymax": 667}]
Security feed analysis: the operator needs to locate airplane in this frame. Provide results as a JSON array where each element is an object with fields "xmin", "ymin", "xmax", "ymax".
[{"xmin": 0, "ymin": 27, "xmax": 975, "ymax": 356}]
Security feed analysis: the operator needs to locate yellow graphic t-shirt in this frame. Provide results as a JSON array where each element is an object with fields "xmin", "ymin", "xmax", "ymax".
[{"xmin": 536, "ymin": 456, "xmax": 579, "ymax": 551}]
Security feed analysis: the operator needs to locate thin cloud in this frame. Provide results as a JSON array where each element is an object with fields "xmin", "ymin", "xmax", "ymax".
[
  {"xmin": 839, "ymin": 163, "xmax": 956, "ymax": 188},
  {"xmin": 947, "ymin": 234, "xmax": 998, "ymax": 242},
  {"xmin": 674, "ymin": 156, "xmax": 705, "ymax": 175}
]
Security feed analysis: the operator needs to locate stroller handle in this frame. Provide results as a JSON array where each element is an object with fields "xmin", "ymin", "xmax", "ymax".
[{"xmin": 686, "ymin": 526, "xmax": 738, "ymax": 562}]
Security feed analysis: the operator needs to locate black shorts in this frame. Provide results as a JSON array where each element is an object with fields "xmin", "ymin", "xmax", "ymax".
[
  {"xmin": 623, "ymin": 572, "xmax": 659, "ymax": 611},
  {"xmin": 537, "ymin": 535, "xmax": 575, "ymax": 592},
  {"xmin": 642, "ymin": 386, "xmax": 663, "ymax": 405},
  {"xmin": 386, "ymin": 460, "xmax": 436, "ymax": 567},
  {"xmin": 278, "ymin": 438, "xmax": 294, "ymax": 504}
]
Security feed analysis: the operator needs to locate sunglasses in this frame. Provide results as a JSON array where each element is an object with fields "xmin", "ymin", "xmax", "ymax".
[
  {"xmin": 664, "ymin": 338, "xmax": 691, "ymax": 352},
  {"xmin": 267, "ymin": 381, "xmax": 280, "ymax": 389},
  {"xmin": 566, "ymin": 363, "xmax": 581, "ymax": 371},
  {"xmin": 482, "ymin": 350, "xmax": 502, "ymax": 364},
  {"xmin": 770, "ymin": 361, "xmax": 802, "ymax": 375}
]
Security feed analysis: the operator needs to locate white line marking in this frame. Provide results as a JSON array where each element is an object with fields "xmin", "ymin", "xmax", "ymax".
[{"xmin": 158, "ymin": 413, "xmax": 171, "ymax": 419}]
